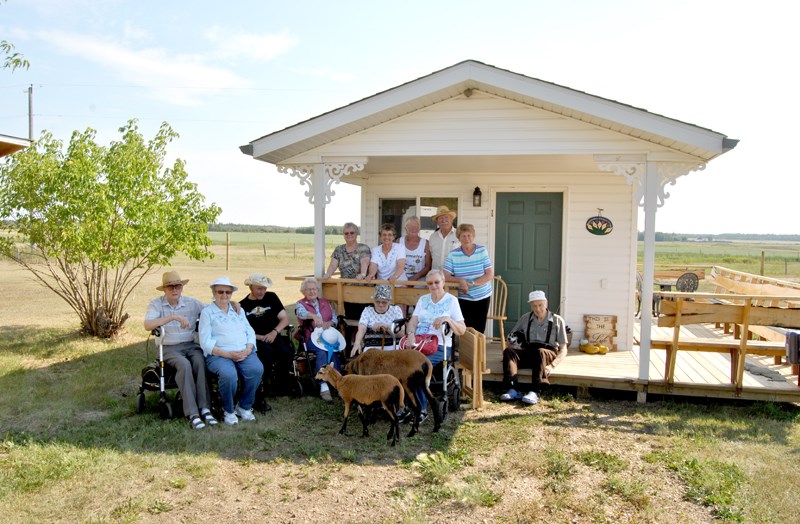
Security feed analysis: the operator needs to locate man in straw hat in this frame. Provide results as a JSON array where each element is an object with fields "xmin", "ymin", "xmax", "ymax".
[
  {"xmin": 500, "ymin": 290, "xmax": 568, "ymax": 406},
  {"xmin": 144, "ymin": 270, "xmax": 217, "ymax": 429},
  {"xmin": 426, "ymin": 205, "xmax": 460, "ymax": 271},
  {"xmin": 239, "ymin": 273, "xmax": 293, "ymax": 403}
]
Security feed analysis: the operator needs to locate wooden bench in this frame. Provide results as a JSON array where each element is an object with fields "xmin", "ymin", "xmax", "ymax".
[
  {"xmin": 457, "ymin": 328, "xmax": 487, "ymax": 409},
  {"xmin": 654, "ymin": 292, "xmax": 799, "ymax": 390},
  {"xmin": 708, "ymin": 266, "xmax": 800, "ymax": 368}
]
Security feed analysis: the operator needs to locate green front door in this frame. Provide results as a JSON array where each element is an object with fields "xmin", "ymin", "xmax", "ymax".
[{"xmin": 494, "ymin": 192, "xmax": 563, "ymax": 328}]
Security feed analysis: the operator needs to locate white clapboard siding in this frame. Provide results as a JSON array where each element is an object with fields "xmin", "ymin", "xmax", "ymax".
[
  {"xmin": 312, "ymin": 92, "xmax": 661, "ymax": 158},
  {"xmin": 359, "ymin": 169, "xmax": 636, "ymax": 350}
]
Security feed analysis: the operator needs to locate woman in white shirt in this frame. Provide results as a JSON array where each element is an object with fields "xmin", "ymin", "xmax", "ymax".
[
  {"xmin": 367, "ymin": 223, "xmax": 407, "ymax": 283},
  {"xmin": 399, "ymin": 216, "xmax": 431, "ymax": 281}
]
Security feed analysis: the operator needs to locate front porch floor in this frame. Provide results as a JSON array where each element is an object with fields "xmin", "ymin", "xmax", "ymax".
[{"xmin": 482, "ymin": 322, "xmax": 800, "ymax": 403}]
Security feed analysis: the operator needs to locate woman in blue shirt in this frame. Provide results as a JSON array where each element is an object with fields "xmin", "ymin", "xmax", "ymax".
[
  {"xmin": 199, "ymin": 276, "xmax": 264, "ymax": 426},
  {"xmin": 443, "ymin": 223, "xmax": 494, "ymax": 332}
]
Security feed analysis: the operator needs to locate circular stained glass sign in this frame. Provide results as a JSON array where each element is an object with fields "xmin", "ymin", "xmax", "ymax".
[{"xmin": 586, "ymin": 215, "xmax": 613, "ymax": 236}]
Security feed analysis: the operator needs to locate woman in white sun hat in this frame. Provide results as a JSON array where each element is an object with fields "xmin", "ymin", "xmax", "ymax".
[
  {"xmin": 199, "ymin": 276, "xmax": 264, "ymax": 425},
  {"xmin": 307, "ymin": 326, "xmax": 347, "ymax": 401}
]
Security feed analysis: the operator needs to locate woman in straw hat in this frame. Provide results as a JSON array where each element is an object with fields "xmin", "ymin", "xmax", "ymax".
[
  {"xmin": 199, "ymin": 277, "xmax": 264, "ymax": 425},
  {"xmin": 144, "ymin": 271, "xmax": 217, "ymax": 430}
]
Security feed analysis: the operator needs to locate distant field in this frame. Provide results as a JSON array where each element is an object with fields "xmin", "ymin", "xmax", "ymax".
[{"xmin": 638, "ymin": 240, "xmax": 800, "ymax": 280}]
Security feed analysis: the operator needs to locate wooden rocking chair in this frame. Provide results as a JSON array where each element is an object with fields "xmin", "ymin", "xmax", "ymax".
[{"xmin": 487, "ymin": 275, "xmax": 508, "ymax": 350}]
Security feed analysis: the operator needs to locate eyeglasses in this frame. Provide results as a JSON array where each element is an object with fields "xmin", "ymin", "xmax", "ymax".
[
  {"xmin": 165, "ymin": 284, "xmax": 183, "ymax": 290},
  {"xmin": 215, "ymin": 290, "xmax": 232, "ymax": 295},
  {"xmin": 344, "ymin": 231, "xmax": 356, "ymax": 236}
]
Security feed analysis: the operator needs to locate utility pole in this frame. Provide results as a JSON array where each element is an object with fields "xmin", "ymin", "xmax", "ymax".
[{"xmin": 27, "ymin": 84, "xmax": 33, "ymax": 140}]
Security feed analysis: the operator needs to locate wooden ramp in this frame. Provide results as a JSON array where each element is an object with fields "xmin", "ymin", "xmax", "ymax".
[{"xmin": 481, "ymin": 320, "xmax": 800, "ymax": 402}]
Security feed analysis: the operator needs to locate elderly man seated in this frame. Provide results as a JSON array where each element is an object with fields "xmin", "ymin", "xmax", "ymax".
[{"xmin": 500, "ymin": 290, "xmax": 568, "ymax": 405}]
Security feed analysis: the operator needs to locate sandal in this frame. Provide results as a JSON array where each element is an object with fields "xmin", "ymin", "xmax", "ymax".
[
  {"xmin": 189, "ymin": 415, "xmax": 206, "ymax": 430},
  {"xmin": 200, "ymin": 409, "xmax": 218, "ymax": 426}
]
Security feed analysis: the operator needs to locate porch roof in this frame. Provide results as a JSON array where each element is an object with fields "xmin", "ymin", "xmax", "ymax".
[
  {"xmin": 241, "ymin": 59, "xmax": 738, "ymax": 165},
  {"xmin": 0, "ymin": 134, "xmax": 31, "ymax": 158}
]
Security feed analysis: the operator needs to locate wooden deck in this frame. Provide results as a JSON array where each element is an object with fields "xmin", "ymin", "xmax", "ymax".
[{"xmin": 481, "ymin": 321, "xmax": 800, "ymax": 402}]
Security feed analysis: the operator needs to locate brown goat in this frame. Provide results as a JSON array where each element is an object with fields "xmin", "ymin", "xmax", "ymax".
[
  {"xmin": 344, "ymin": 349, "xmax": 442, "ymax": 434},
  {"xmin": 315, "ymin": 364, "xmax": 404, "ymax": 446}
]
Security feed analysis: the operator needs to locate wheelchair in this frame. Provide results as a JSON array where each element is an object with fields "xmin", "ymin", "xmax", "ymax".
[
  {"xmin": 136, "ymin": 327, "xmax": 182, "ymax": 419},
  {"xmin": 391, "ymin": 318, "xmax": 462, "ymax": 420}
]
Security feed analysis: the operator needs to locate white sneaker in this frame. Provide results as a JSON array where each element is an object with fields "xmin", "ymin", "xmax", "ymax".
[
  {"xmin": 319, "ymin": 382, "xmax": 332, "ymax": 402},
  {"xmin": 234, "ymin": 405, "xmax": 256, "ymax": 422},
  {"xmin": 223, "ymin": 411, "xmax": 238, "ymax": 425},
  {"xmin": 500, "ymin": 388, "xmax": 523, "ymax": 401},
  {"xmin": 521, "ymin": 391, "xmax": 539, "ymax": 405}
]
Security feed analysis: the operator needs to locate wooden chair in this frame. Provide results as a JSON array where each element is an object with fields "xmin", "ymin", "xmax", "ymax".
[{"xmin": 487, "ymin": 275, "xmax": 508, "ymax": 350}]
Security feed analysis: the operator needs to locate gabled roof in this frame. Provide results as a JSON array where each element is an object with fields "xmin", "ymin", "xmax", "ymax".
[
  {"xmin": 0, "ymin": 134, "xmax": 31, "ymax": 158},
  {"xmin": 241, "ymin": 59, "xmax": 737, "ymax": 165}
]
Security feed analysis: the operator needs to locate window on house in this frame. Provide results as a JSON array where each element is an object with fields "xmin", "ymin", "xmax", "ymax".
[{"xmin": 379, "ymin": 197, "xmax": 459, "ymax": 240}]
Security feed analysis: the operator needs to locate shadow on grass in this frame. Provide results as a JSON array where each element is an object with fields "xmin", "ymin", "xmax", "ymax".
[{"xmin": 0, "ymin": 325, "xmax": 463, "ymax": 464}]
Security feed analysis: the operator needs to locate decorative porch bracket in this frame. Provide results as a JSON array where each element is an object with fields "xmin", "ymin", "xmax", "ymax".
[
  {"xmin": 277, "ymin": 159, "xmax": 366, "ymax": 276},
  {"xmin": 277, "ymin": 160, "xmax": 366, "ymax": 204},
  {"xmin": 593, "ymin": 155, "xmax": 706, "ymax": 401},
  {"xmin": 593, "ymin": 155, "xmax": 706, "ymax": 208}
]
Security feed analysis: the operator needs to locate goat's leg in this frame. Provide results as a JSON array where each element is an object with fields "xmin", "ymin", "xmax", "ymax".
[
  {"xmin": 385, "ymin": 404, "xmax": 399, "ymax": 446},
  {"xmin": 339, "ymin": 401, "xmax": 351, "ymax": 435},
  {"xmin": 358, "ymin": 404, "xmax": 370, "ymax": 437},
  {"xmin": 425, "ymin": 386, "xmax": 442, "ymax": 433}
]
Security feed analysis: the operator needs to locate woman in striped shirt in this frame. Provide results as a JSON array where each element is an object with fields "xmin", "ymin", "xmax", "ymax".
[{"xmin": 443, "ymin": 223, "xmax": 494, "ymax": 332}]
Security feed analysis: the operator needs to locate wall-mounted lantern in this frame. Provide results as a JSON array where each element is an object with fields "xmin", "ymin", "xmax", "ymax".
[{"xmin": 473, "ymin": 186, "xmax": 482, "ymax": 207}]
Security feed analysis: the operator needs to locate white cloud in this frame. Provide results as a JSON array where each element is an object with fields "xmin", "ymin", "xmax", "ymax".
[
  {"xmin": 34, "ymin": 30, "xmax": 249, "ymax": 106},
  {"xmin": 294, "ymin": 67, "xmax": 354, "ymax": 83},
  {"xmin": 204, "ymin": 27, "xmax": 297, "ymax": 62}
]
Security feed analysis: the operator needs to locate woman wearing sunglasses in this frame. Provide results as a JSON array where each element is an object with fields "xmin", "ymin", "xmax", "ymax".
[{"xmin": 199, "ymin": 276, "xmax": 264, "ymax": 426}]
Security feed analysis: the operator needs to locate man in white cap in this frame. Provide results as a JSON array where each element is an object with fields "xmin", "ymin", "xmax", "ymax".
[
  {"xmin": 500, "ymin": 290, "xmax": 568, "ymax": 405},
  {"xmin": 144, "ymin": 270, "xmax": 217, "ymax": 429},
  {"xmin": 426, "ymin": 205, "xmax": 460, "ymax": 271}
]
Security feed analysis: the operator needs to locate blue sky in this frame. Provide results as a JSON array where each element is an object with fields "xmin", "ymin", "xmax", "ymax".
[{"xmin": 1, "ymin": 0, "xmax": 796, "ymax": 234}]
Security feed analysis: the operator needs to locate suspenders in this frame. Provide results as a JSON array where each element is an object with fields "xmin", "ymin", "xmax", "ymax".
[{"xmin": 525, "ymin": 313, "xmax": 555, "ymax": 350}]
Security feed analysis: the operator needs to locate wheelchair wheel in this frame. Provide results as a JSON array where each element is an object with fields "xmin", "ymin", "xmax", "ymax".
[
  {"xmin": 448, "ymin": 384, "xmax": 462, "ymax": 412},
  {"xmin": 446, "ymin": 366, "xmax": 461, "ymax": 412},
  {"xmin": 285, "ymin": 376, "xmax": 303, "ymax": 398},
  {"xmin": 159, "ymin": 400, "xmax": 173, "ymax": 420},
  {"xmin": 135, "ymin": 391, "xmax": 146, "ymax": 414}
]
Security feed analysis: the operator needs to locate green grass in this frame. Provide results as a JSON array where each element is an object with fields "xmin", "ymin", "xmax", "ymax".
[{"xmin": 2, "ymin": 238, "xmax": 800, "ymax": 522}]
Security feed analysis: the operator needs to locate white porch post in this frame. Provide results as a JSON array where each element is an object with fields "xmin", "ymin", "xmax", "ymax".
[
  {"xmin": 638, "ymin": 161, "xmax": 659, "ymax": 401},
  {"xmin": 312, "ymin": 164, "xmax": 326, "ymax": 277},
  {"xmin": 278, "ymin": 158, "xmax": 366, "ymax": 277}
]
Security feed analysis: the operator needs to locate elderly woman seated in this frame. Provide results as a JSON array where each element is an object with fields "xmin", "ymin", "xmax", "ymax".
[
  {"xmin": 199, "ymin": 276, "xmax": 264, "ymax": 425},
  {"xmin": 294, "ymin": 277, "xmax": 342, "ymax": 401},
  {"xmin": 350, "ymin": 284, "xmax": 405, "ymax": 357}
]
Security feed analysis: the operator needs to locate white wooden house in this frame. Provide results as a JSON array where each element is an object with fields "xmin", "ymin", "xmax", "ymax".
[{"xmin": 241, "ymin": 60, "xmax": 737, "ymax": 390}]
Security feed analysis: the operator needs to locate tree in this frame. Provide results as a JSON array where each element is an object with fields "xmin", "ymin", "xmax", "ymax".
[
  {"xmin": 1, "ymin": 40, "xmax": 29, "ymax": 72},
  {"xmin": 0, "ymin": 120, "xmax": 222, "ymax": 337}
]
